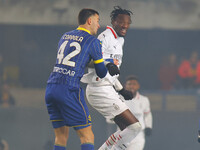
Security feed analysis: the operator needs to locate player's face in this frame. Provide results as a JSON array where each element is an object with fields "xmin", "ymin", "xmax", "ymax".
[
  {"xmin": 112, "ymin": 14, "xmax": 131, "ymax": 37},
  {"xmin": 125, "ymin": 80, "xmax": 140, "ymax": 94},
  {"xmin": 90, "ymin": 14, "xmax": 100, "ymax": 35}
]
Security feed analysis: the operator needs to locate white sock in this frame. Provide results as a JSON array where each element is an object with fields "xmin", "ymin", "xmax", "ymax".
[
  {"xmin": 98, "ymin": 130, "xmax": 121, "ymax": 150},
  {"xmin": 111, "ymin": 122, "xmax": 141, "ymax": 150}
]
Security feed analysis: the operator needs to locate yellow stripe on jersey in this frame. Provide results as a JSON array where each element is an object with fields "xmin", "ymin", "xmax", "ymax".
[
  {"xmin": 51, "ymin": 119, "xmax": 64, "ymax": 122},
  {"xmin": 94, "ymin": 58, "xmax": 104, "ymax": 64},
  {"xmin": 77, "ymin": 27, "xmax": 91, "ymax": 34}
]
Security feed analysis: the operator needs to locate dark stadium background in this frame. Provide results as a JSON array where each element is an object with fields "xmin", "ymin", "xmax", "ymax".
[{"xmin": 0, "ymin": 1, "xmax": 200, "ymax": 150}]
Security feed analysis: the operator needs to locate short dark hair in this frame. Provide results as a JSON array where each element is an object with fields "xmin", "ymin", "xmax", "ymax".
[
  {"xmin": 78, "ymin": 8, "xmax": 99, "ymax": 25},
  {"xmin": 110, "ymin": 6, "xmax": 133, "ymax": 22},
  {"xmin": 125, "ymin": 75, "xmax": 139, "ymax": 83}
]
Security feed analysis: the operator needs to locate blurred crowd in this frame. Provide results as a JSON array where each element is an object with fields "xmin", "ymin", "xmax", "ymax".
[
  {"xmin": 1, "ymin": 50, "xmax": 200, "ymax": 94},
  {"xmin": 158, "ymin": 51, "xmax": 200, "ymax": 90},
  {"xmin": 0, "ymin": 54, "xmax": 15, "ymax": 108}
]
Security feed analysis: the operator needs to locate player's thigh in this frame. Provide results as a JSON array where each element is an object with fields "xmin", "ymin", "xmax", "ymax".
[
  {"xmin": 46, "ymin": 84, "xmax": 91, "ymax": 128},
  {"xmin": 60, "ymin": 86, "xmax": 92, "ymax": 127},
  {"xmin": 45, "ymin": 84, "xmax": 66, "ymax": 128},
  {"xmin": 86, "ymin": 85, "xmax": 129, "ymax": 119}
]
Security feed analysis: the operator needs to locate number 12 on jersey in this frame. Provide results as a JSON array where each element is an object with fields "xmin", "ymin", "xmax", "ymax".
[{"xmin": 57, "ymin": 40, "xmax": 81, "ymax": 67}]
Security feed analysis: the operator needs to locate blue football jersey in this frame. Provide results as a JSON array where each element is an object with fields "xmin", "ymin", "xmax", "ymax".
[{"xmin": 47, "ymin": 27, "xmax": 103, "ymax": 88}]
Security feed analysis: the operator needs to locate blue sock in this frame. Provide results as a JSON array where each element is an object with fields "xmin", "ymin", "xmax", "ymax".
[
  {"xmin": 53, "ymin": 145, "xmax": 66, "ymax": 150},
  {"xmin": 81, "ymin": 143, "xmax": 94, "ymax": 150}
]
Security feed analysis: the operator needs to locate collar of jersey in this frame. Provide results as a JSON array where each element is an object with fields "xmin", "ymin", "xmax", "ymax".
[
  {"xmin": 106, "ymin": 26, "xmax": 118, "ymax": 39},
  {"xmin": 135, "ymin": 92, "xmax": 140, "ymax": 100},
  {"xmin": 77, "ymin": 27, "xmax": 91, "ymax": 34}
]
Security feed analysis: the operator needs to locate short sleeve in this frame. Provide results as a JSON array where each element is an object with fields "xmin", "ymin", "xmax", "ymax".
[
  {"xmin": 89, "ymin": 38, "xmax": 103, "ymax": 63},
  {"xmin": 144, "ymin": 97, "xmax": 151, "ymax": 113},
  {"xmin": 98, "ymin": 33, "xmax": 108, "ymax": 55}
]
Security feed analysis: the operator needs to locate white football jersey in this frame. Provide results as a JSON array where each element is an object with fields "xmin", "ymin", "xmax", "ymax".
[
  {"xmin": 99, "ymin": 26, "xmax": 124, "ymax": 66},
  {"xmin": 81, "ymin": 26, "xmax": 124, "ymax": 86}
]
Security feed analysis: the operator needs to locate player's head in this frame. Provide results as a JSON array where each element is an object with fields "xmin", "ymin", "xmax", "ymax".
[
  {"xmin": 78, "ymin": 8, "xmax": 100, "ymax": 35},
  {"xmin": 110, "ymin": 6, "xmax": 132, "ymax": 37},
  {"xmin": 125, "ymin": 75, "xmax": 140, "ymax": 94}
]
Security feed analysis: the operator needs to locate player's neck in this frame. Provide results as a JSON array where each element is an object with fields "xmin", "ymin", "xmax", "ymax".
[{"xmin": 78, "ymin": 25, "xmax": 91, "ymax": 33}]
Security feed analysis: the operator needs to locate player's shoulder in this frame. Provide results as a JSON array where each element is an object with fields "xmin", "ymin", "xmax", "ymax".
[
  {"xmin": 64, "ymin": 29, "xmax": 77, "ymax": 35},
  {"xmin": 91, "ymin": 37, "xmax": 101, "ymax": 45},
  {"xmin": 98, "ymin": 28, "xmax": 114, "ymax": 40},
  {"xmin": 139, "ymin": 94, "xmax": 149, "ymax": 101}
]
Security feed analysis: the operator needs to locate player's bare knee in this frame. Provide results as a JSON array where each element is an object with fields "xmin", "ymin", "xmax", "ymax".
[
  {"xmin": 55, "ymin": 135, "xmax": 68, "ymax": 145},
  {"xmin": 77, "ymin": 128, "xmax": 94, "ymax": 144},
  {"xmin": 80, "ymin": 132, "xmax": 94, "ymax": 144}
]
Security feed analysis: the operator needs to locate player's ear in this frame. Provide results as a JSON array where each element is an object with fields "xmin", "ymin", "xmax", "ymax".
[{"xmin": 87, "ymin": 17, "xmax": 92, "ymax": 25}]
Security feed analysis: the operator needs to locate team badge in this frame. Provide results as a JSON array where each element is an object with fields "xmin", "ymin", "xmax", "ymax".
[{"xmin": 113, "ymin": 103, "xmax": 120, "ymax": 110}]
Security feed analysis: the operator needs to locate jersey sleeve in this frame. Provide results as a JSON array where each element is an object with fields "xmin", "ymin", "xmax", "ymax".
[
  {"xmin": 144, "ymin": 97, "xmax": 151, "ymax": 113},
  {"xmin": 98, "ymin": 33, "xmax": 111, "ymax": 59},
  {"xmin": 98, "ymin": 33, "xmax": 108, "ymax": 55},
  {"xmin": 89, "ymin": 38, "xmax": 103, "ymax": 62},
  {"xmin": 89, "ymin": 38, "xmax": 107, "ymax": 78},
  {"xmin": 143, "ymin": 97, "xmax": 153, "ymax": 128}
]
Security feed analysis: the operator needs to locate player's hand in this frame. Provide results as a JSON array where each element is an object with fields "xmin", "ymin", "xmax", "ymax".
[
  {"xmin": 118, "ymin": 88, "xmax": 133, "ymax": 100},
  {"xmin": 145, "ymin": 128, "xmax": 152, "ymax": 136},
  {"xmin": 113, "ymin": 59, "xmax": 119, "ymax": 65},
  {"xmin": 198, "ymin": 130, "xmax": 200, "ymax": 143},
  {"xmin": 106, "ymin": 63, "xmax": 120, "ymax": 76}
]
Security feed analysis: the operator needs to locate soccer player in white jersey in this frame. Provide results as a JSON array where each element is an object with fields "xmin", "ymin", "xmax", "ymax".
[
  {"xmin": 81, "ymin": 6, "xmax": 142, "ymax": 150},
  {"xmin": 121, "ymin": 75, "xmax": 153, "ymax": 150}
]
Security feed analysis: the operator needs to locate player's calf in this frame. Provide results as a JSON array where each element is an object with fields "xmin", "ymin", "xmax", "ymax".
[
  {"xmin": 111, "ymin": 122, "xmax": 142, "ymax": 150},
  {"xmin": 98, "ymin": 130, "xmax": 121, "ymax": 150}
]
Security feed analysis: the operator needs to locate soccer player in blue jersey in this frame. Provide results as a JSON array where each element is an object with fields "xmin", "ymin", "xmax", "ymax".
[{"xmin": 45, "ymin": 8, "xmax": 119, "ymax": 150}]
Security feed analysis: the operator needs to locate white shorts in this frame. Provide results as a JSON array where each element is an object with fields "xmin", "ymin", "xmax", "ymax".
[{"xmin": 86, "ymin": 85, "xmax": 129, "ymax": 120}]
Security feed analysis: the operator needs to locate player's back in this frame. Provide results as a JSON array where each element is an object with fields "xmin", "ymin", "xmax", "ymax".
[{"xmin": 47, "ymin": 28, "xmax": 99, "ymax": 88}]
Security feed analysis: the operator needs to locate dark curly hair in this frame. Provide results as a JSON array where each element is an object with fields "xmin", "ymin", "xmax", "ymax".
[{"xmin": 110, "ymin": 6, "xmax": 133, "ymax": 22}]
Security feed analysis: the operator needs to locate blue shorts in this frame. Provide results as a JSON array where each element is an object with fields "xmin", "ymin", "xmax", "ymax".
[{"xmin": 45, "ymin": 83, "xmax": 92, "ymax": 130}]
